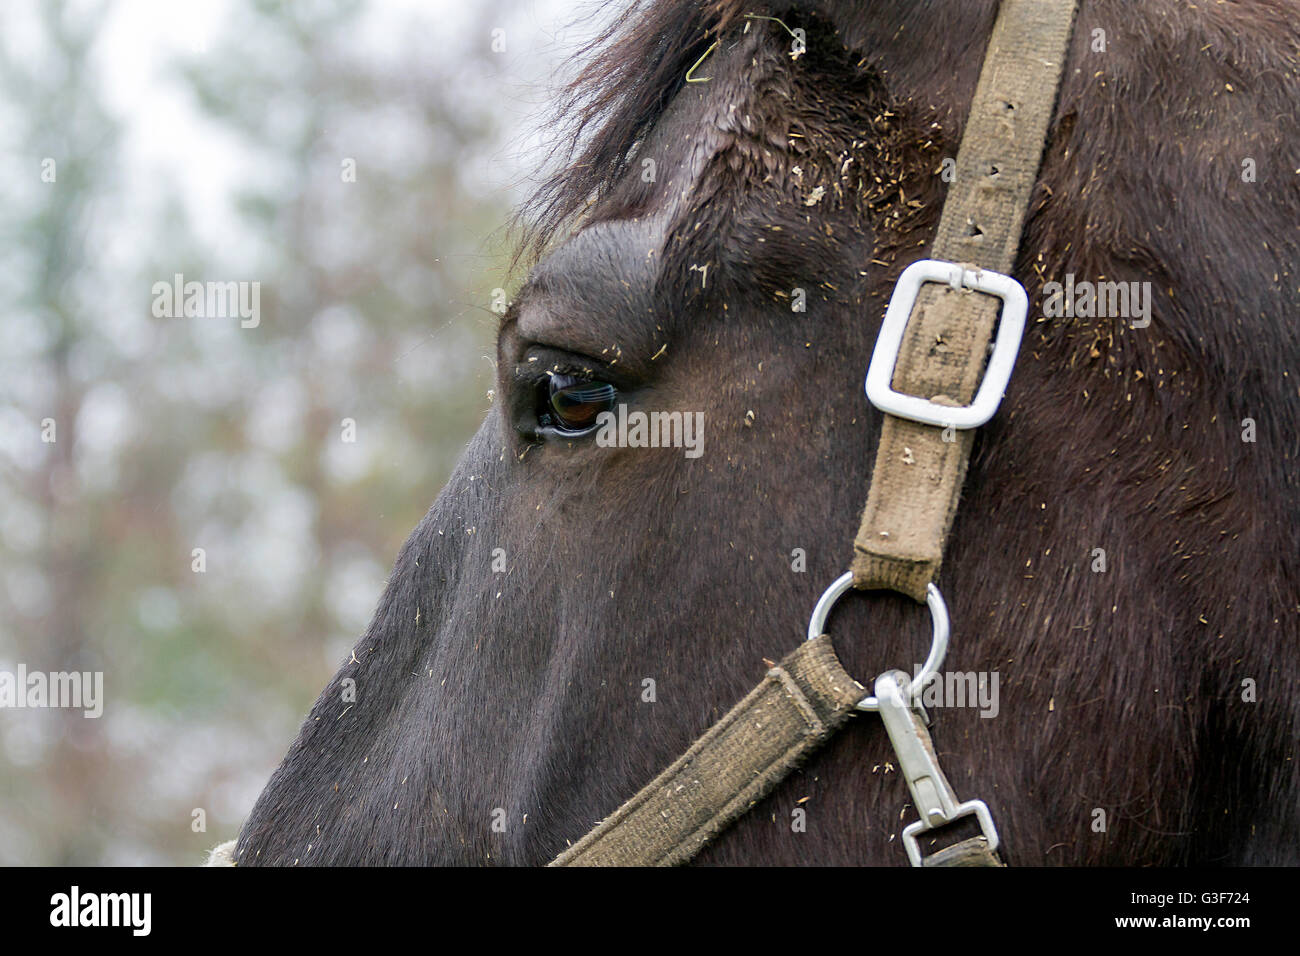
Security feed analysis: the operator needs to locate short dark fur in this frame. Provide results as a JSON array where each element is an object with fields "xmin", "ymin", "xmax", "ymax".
[{"xmin": 236, "ymin": 0, "xmax": 1300, "ymax": 865}]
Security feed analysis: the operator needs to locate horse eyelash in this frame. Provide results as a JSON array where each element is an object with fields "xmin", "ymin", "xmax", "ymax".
[
  {"xmin": 518, "ymin": 362, "xmax": 596, "ymax": 387},
  {"xmin": 516, "ymin": 346, "xmax": 623, "ymax": 387}
]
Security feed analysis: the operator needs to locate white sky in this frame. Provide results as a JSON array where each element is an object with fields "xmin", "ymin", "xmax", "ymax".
[{"xmin": 90, "ymin": 0, "xmax": 608, "ymax": 257}]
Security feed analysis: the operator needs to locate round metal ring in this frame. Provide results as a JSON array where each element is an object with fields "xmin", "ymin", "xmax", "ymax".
[{"xmin": 805, "ymin": 571, "xmax": 950, "ymax": 712}]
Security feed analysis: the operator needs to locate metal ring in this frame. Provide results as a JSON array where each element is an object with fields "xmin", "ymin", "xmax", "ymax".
[{"xmin": 806, "ymin": 571, "xmax": 950, "ymax": 712}]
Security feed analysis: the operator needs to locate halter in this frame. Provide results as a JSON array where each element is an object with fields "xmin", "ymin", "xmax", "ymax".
[{"xmin": 552, "ymin": 0, "xmax": 1081, "ymax": 867}]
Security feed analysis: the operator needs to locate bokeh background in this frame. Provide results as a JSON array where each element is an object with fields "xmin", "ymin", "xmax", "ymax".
[{"xmin": 0, "ymin": 0, "xmax": 600, "ymax": 864}]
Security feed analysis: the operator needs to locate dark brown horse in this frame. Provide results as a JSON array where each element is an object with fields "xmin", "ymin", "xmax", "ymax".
[{"xmin": 232, "ymin": 0, "xmax": 1300, "ymax": 865}]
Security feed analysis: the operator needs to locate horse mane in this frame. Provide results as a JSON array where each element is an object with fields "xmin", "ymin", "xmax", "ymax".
[{"xmin": 514, "ymin": 0, "xmax": 754, "ymax": 268}]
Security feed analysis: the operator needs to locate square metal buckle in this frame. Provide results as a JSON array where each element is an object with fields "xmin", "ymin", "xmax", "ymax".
[{"xmin": 865, "ymin": 258, "xmax": 1028, "ymax": 429}]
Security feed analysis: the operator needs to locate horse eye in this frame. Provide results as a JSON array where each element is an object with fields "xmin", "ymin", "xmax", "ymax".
[{"xmin": 537, "ymin": 374, "xmax": 617, "ymax": 435}]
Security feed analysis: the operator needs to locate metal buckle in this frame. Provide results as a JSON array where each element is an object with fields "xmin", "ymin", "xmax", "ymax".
[
  {"xmin": 806, "ymin": 572, "xmax": 949, "ymax": 712},
  {"xmin": 865, "ymin": 258, "xmax": 1028, "ymax": 429},
  {"xmin": 874, "ymin": 670, "xmax": 1000, "ymax": 866}
]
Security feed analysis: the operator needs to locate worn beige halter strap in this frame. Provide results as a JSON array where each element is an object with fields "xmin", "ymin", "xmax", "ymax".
[{"xmin": 552, "ymin": 0, "xmax": 1080, "ymax": 868}]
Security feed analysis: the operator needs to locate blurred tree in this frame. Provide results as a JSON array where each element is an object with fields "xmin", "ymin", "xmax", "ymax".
[
  {"xmin": 0, "ymin": 0, "xmax": 518, "ymax": 863},
  {"xmin": 0, "ymin": 0, "xmax": 121, "ymax": 866}
]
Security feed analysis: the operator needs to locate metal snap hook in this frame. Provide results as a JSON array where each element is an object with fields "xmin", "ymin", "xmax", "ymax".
[
  {"xmin": 875, "ymin": 669, "xmax": 1000, "ymax": 866},
  {"xmin": 805, "ymin": 571, "xmax": 950, "ymax": 712}
]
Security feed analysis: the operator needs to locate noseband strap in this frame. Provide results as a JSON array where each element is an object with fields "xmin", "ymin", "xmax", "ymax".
[{"xmin": 551, "ymin": 635, "xmax": 864, "ymax": 867}]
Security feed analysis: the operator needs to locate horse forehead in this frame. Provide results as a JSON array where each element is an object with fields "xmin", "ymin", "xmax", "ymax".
[
  {"xmin": 577, "ymin": 54, "xmax": 841, "ymax": 264},
  {"xmin": 543, "ymin": 18, "xmax": 894, "ymax": 332}
]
